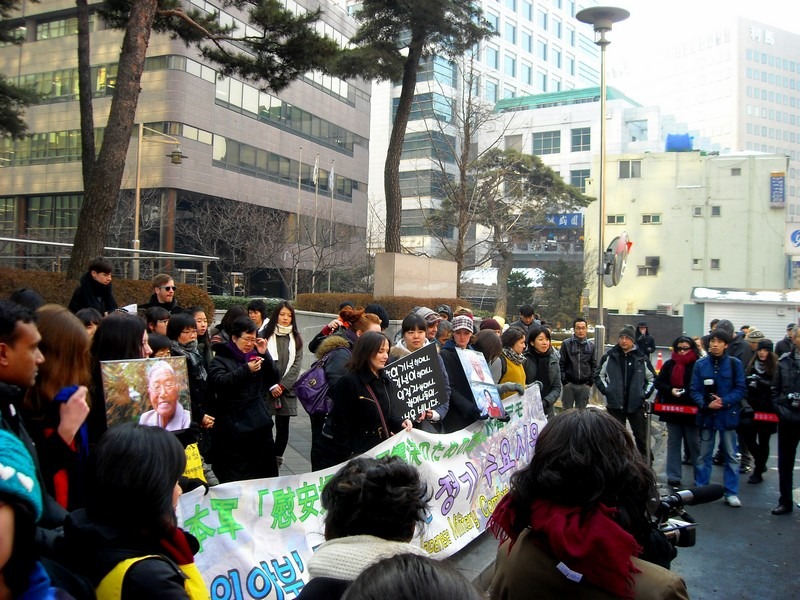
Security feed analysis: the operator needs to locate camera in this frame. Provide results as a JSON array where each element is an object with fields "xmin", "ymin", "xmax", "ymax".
[
  {"xmin": 653, "ymin": 484, "xmax": 723, "ymax": 548},
  {"xmin": 788, "ymin": 392, "xmax": 800, "ymax": 409},
  {"xmin": 702, "ymin": 378, "xmax": 717, "ymax": 405}
]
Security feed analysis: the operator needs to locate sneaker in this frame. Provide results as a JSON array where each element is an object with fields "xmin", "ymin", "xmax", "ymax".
[
  {"xmin": 725, "ymin": 495, "xmax": 742, "ymax": 507},
  {"xmin": 739, "ymin": 464, "xmax": 753, "ymax": 474}
]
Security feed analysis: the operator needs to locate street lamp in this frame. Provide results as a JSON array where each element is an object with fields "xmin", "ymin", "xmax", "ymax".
[
  {"xmin": 576, "ymin": 6, "xmax": 629, "ymax": 360},
  {"xmin": 132, "ymin": 123, "xmax": 187, "ymax": 280}
]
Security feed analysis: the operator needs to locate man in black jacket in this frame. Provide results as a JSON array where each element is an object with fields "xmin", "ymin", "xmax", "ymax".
[
  {"xmin": 775, "ymin": 323, "xmax": 796, "ymax": 357},
  {"xmin": 140, "ymin": 273, "xmax": 183, "ymax": 315},
  {"xmin": 594, "ymin": 325, "xmax": 655, "ymax": 460},
  {"xmin": 67, "ymin": 257, "xmax": 118, "ymax": 316},
  {"xmin": 559, "ymin": 317, "xmax": 595, "ymax": 409},
  {"xmin": 770, "ymin": 330, "xmax": 800, "ymax": 515}
]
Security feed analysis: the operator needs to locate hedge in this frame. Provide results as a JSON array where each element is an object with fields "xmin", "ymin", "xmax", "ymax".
[
  {"xmin": 295, "ymin": 293, "xmax": 471, "ymax": 320},
  {"xmin": 0, "ymin": 267, "xmax": 215, "ymax": 317},
  {"xmin": 211, "ymin": 296, "xmax": 285, "ymax": 316}
]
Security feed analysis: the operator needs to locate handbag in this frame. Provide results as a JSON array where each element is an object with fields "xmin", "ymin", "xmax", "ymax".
[
  {"xmin": 365, "ymin": 383, "xmax": 391, "ymax": 440},
  {"xmin": 295, "ymin": 350, "xmax": 348, "ymax": 416}
]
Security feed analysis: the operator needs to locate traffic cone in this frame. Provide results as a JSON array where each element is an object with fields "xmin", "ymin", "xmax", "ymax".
[{"xmin": 655, "ymin": 351, "xmax": 663, "ymax": 372}]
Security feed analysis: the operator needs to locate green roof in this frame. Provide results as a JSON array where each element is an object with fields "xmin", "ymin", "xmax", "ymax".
[{"xmin": 494, "ymin": 86, "xmax": 642, "ymax": 113}]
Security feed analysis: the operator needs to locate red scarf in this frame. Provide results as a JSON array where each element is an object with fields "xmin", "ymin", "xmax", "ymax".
[
  {"xmin": 489, "ymin": 495, "xmax": 642, "ymax": 599},
  {"xmin": 669, "ymin": 349, "xmax": 698, "ymax": 388},
  {"xmin": 159, "ymin": 527, "xmax": 196, "ymax": 565}
]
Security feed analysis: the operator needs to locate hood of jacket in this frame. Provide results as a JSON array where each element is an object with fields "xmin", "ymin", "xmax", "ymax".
[{"xmin": 315, "ymin": 333, "xmax": 353, "ymax": 360}]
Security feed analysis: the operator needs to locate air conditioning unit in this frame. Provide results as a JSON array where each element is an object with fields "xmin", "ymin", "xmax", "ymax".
[{"xmin": 657, "ymin": 303, "xmax": 673, "ymax": 316}]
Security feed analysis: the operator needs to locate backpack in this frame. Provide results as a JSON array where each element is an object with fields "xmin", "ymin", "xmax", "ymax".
[{"xmin": 294, "ymin": 350, "xmax": 344, "ymax": 416}]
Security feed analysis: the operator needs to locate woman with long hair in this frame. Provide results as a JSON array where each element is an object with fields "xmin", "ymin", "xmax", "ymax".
[
  {"xmin": 654, "ymin": 335, "xmax": 701, "ymax": 487},
  {"xmin": 327, "ymin": 331, "xmax": 412, "ymax": 460},
  {"xmin": 740, "ymin": 339, "xmax": 778, "ymax": 484},
  {"xmin": 89, "ymin": 313, "xmax": 151, "ymax": 446},
  {"xmin": 64, "ymin": 424, "xmax": 207, "ymax": 598},
  {"xmin": 522, "ymin": 325, "xmax": 561, "ymax": 417},
  {"xmin": 473, "ymin": 329, "xmax": 503, "ymax": 383},
  {"xmin": 489, "ymin": 409, "xmax": 688, "ymax": 599},
  {"xmin": 262, "ymin": 301, "xmax": 304, "ymax": 468},
  {"xmin": 22, "ymin": 305, "xmax": 91, "ymax": 510},
  {"xmin": 189, "ymin": 306, "xmax": 214, "ymax": 367}
]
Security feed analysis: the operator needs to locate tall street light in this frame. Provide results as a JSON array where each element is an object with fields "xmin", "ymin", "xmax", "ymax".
[
  {"xmin": 576, "ymin": 6, "xmax": 629, "ymax": 360},
  {"xmin": 132, "ymin": 123, "xmax": 186, "ymax": 280}
]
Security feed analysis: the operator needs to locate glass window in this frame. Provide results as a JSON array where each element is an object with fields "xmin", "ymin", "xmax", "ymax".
[
  {"xmin": 570, "ymin": 169, "xmax": 590, "ymax": 192},
  {"xmin": 486, "ymin": 79, "xmax": 499, "ymax": 102},
  {"xmin": 522, "ymin": 1, "xmax": 533, "ymax": 20},
  {"xmin": 607, "ymin": 215, "xmax": 625, "ymax": 224},
  {"xmin": 619, "ymin": 160, "xmax": 641, "ymax": 178},
  {"xmin": 486, "ymin": 46, "xmax": 499, "ymax": 69},
  {"xmin": 487, "ymin": 12, "xmax": 500, "ymax": 32},
  {"xmin": 571, "ymin": 127, "xmax": 590, "ymax": 151},
  {"xmin": 537, "ymin": 39, "xmax": 547, "ymax": 61},
  {"xmin": 536, "ymin": 71, "xmax": 547, "ymax": 91},
  {"xmin": 533, "ymin": 130, "xmax": 561, "ymax": 155},
  {"xmin": 642, "ymin": 214, "xmax": 661, "ymax": 224},
  {"xmin": 521, "ymin": 63, "xmax": 533, "ymax": 85},
  {"xmin": 505, "ymin": 23, "xmax": 517, "ymax": 44},
  {"xmin": 505, "ymin": 54, "xmax": 517, "ymax": 77},
  {"xmin": 537, "ymin": 9, "xmax": 548, "ymax": 30},
  {"xmin": 521, "ymin": 31, "xmax": 533, "ymax": 53}
]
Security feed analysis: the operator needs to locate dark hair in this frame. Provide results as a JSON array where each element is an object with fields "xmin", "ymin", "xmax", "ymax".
[
  {"xmin": 8, "ymin": 289, "xmax": 44, "ymax": 312},
  {"xmin": 87, "ymin": 257, "xmax": 113, "ymax": 274},
  {"xmin": 0, "ymin": 492, "xmax": 37, "ymax": 596},
  {"xmin": 144, "ymin": 306, "xmax": 170, "ymax": 329},
  {"xmin": 229, "ymin": 316, "xmax": 257, "ymax": 338},
  {"xmin": 401, "ymin": 313, "xmax": 427, "ymax": 334},
  {"xmin": 347, "ymin": 331, "xmax": 389, "ymax": 373},
  {"xmin": 262, "ymin": 300, "xmax": 303, "ymax": 348},
  {"xmin": 671, "ymin": 335, "xmax": 699, "ymax": 358},
  {"xmin": 338, "ymin": 301, "xmax": 355, "ymax": 311},
  {"xmin": 473, "ymin": 329, "xmax": 502, "ymax": 364},
  {"xmin": 89, "ymin": 423, "xmax": 185, "ymax": 535},
  {"xmin": 572, "ymin": 317, "xmax": 587, "ymax": 328},
  {"xmin": 364, "ymin": 303, "xmax": 390, "ymax": 330},
  {"xmin": 501, "ymin": 327, "xmax": 525, "ymax": 349},
  {"xmin": 0, "ymin": 299, "xmax": 35, "ymax": 345},
  {"xmin": 220, "ymin": 306, "xmax": 248, "ymax": 334},
  {"xmin": 322, "ymin": 456, "xmax": 430, "ymax": 542},
  {"xmin": 525, "ymin": 324, "xmax": 551, "ymax": 349},
  {"xmin": 75, "ymin": 307, "xmax": 103, "ymax": 327},
  {"xmin": 166, "ymin": 311, "xmax": 197, "ymax": 341},
  {"xmin": 246, "ymin": 299, "xmax": 268, "ymax": 323},
  {"xmin": 147, "ymin": 333, "xmax": 172, "ymax": 354},
  {"xmin": 747, "ymin": 346, "xmax": 778, "ymax": 378},
  {"xmin": 342, "ymin": 554, "xmax": 485, "ymax": 600},
  {"xmin": 507, "ymin": 409, "xmax": 655, "ymax": 545},
  {"xmin": 709, "ymin": 318, "xmax": 720, "ymax": 328},
  {"xmin": 91, "ymin": 313, "xmax": 146, "ymax": 362},
  {"xmin": 518, "ymin": 304, "xmax": 535, "ymax": 318},
  {"xmin": 708, "ymin": 329, "xmax": 731, "ymax": 345}
]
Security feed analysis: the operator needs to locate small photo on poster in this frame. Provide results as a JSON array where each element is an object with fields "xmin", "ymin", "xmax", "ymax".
[
  {"xmin": 456, "ymin": 348, "xmax": 508, "ymax": 420},
  {"xmin": 100, "ymin": 356, "xmax": 192, "ymax": 431}
]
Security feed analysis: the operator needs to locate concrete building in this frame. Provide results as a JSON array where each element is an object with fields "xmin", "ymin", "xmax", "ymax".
[
  {"xmin": 583, "ymin": 151, "xmax": 788, "ymax": 316},
  {"xmin": 0, "ymin": 0, "xmax": 370, "ymax": 295}
]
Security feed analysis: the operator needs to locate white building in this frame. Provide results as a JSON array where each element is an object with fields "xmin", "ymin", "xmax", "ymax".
[{"xmin": 583, "ymin": 151, "xmax": 789, "ymax": 315}]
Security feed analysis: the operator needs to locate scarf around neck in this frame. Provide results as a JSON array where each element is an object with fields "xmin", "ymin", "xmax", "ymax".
[
  {"xmin": 669, "ymin": 348, "xmax": 697, "ymax": 388},
  {"xmin": 489, "ymin": 495, "xmax": 642, "ymax": 599},
  {"xmin": 172, "ymin": 340, "xmax": 207, "ymax": 381},
  {"xmin": 226, "ymin": 338, "xmax": 257, "ymax": 363},
  {"xmin": 275, "ymin": 324, "xmax": 293, "ymax": 336},
  {"xmin": 503, "ymin": 346, "xmax": 526, "ymax": 365}
]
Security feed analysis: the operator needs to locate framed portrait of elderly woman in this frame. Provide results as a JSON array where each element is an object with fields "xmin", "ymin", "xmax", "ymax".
[{"xmin": 100, "ymin": 356, "xmax": 192, "ymax": 431}]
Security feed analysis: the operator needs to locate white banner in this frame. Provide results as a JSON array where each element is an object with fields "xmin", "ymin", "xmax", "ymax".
[{"xmin": 177, "ymin": 387, "xmax": 546, "ymax": 599}]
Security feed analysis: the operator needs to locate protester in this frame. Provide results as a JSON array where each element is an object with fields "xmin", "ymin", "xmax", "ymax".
[
  {"xmin": 262, "ymin": 301, "xmax": 303, "ymax": 468},
  {"xmin": 739, "ymin": 339, "xmax": 778, "ymax": 485},
  {"xmin": 472, "ymin": 329, "xmax": 503, "ymax": 383},
  {"xmin": 166, "ymin": 312, "xmax": 211, "ymax": 429},
  {"xmin": 74, "ymin": 307, "xmax": 102, "ymax": 339},
  {"xmin": 307, "ymin": 301, "xmax": 356, "ymax": 354},
  {"xmin": 140, "ymin": 274, "xmax": 182, "ymax": 314},
  {"xmin": 68, "ymin": 257, "xmax": 118, "ymax": 316},
  {"xmin": 774, "ymin": 323, "xmax": 796, "ymax": 357},
  {"xmin": 328, "ymin": 331, "xmax": 412, "ymax": 458},
  {"xmin": 247, "ymin": 299, "xmax": 270, "ymax": 337},
  {"xmin": 8, "ymin": 289, "xmax": 44, "ymax": 312},
  {"xmin": 479, "ymin": 318, "xmax": 503, "ymax": 336},
  {"xmin": 436, "ymin": 304, "xmax": 453, "ymax": 322},
  {"xmin": 498, "ymin": 328, "xmax": 526, "ymax": 399},
  {"xmin": 298, "ymin": 456, "xmax": 429, "ymax": 600},
  {"xmin": 653, "ymin": 335, "xmax": 701, "ymax": 488},
  {"xmin": 413, "ymin": 307, "xmax": 442, "ymax": 343},
  {"xmin": 440, "ymin": 316, "xmax": 483, "ymax": 433},
  {"xmin": 22, "ymin": 305, "xmax": 91, "ymax": 511},
  {"xmin": 434, "ymin": 320, "xmax": 452, "ymax": 349},
  {"xmin": 508, "ymin": 304, "xmax": 538, "ymax": 336},
  {"xmin": 770, "ymin": 328, "xmax": 800, "ymax": 515},
  {"xmin": 189, "ymin": 306, "xmax": 214, "ymax": 367},
  {"xmin": 144, "ymin": 306, "xmax": 170, "ymax": 337},
  {"xmin": 208, "ymin": 317, "xmax": 280, "ymax": 482},
  {"xmin": 522, "ymin": 325, "xmax": 561, "ymax": 417},
  {"xmin": 488, "ymin": 408, "xmax": 688, "ymax": 599},
  {"xmin": 364, "ymin": 303, "xmax": 390, "ymax": 332},
  {"xmin": 147, "ymin": 333, "xmax": 172, "ymax": 358},
  {"xmin": 209, "ymin": 305, "xmax": 247, "ymax": 346},
  {"xmin": 64, "ymin": 424, "xmax": 207, "ymax": 598}
]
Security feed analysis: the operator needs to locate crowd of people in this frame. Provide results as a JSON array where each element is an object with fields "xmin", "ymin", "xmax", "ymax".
[{"xmin": 1, "ymin": 258, "xmax": 799, "ymax": 598}]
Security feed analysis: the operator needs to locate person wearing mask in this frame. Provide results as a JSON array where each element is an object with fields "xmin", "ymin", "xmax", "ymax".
[
  {"xmin": 523, "ymin": 325, "xmax": 561, "ymax": 418},
  {"xmin": 262, "ymin": 301, "xmax": 303, "ymax": 468},
  {"xmin": 440, "ymin": 316, "xmax": 484, "ymax": 433},
  {"xmin": 690, "ymin": 328, "xmax": 747, "ymax": 507},
  {"xmin": 489, "ymin": 409, "xmax": 688, "ymax": 600},
  {"xmin": 68, "ymin": 257, "xmax": 118, "ymax": 316},
  {"xmin": 653, "ymin": 335, "xmax": 701, "ymax": 488},
  {"xmin": 634, "ymin": 322, "xmax": 656, "ymax": 363},
  {"xmin": 559, "ymin": 317, "xmax": 596, "ymax": 410},
  {"xmin": 327, "ymin": 332, "xmax": 412, "ymax": 458},
  {"xmin": 594, "ymin": 325, "xmax": 655, "ymax": 461},
  {"xmin": 770, "ymin": 329, "xmax": 800, "ymax": 515},
  {"xmin": 739, "ymin": 339, "xmax": 778, "ymax": 485},
  {"xmin": 139, "ymin": 274, "xmax": 182, "ymax": 315}
]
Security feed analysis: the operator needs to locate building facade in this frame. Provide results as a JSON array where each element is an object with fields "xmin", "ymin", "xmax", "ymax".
[{"xmin": 0, "ymin": 0, "xmax": 370, "ymax": 295}]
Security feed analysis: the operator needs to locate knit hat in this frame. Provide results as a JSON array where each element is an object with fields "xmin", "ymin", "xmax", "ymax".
[
  {"xmin": 757, "ymin": 339, "xmax": 774, "ymax": 353},
  {"xmin": 0, "ymin": 430, "xmax": 42, "ymax": 521},
  {"xmin": 452, "ymin": 315, "xmax": 474, "ymax": 333},
  {"xmin": 744, "ymin": 328, "xmax": 765, "ymax": 343},
  {"xmin": 714, "ymin": 319, "xmax": 735, "ymax": 337},
  {"xmin": 787, "ymin": 323, "xmax": 796, "ymax": 331},
  {"xmin": 415, "ymin": 307, "xmax": 441, "ymax": 325},
  {"xmin": 436, "ymin": 304, "xmax": 453, "ymax": 321},
  {"xmin": 479, "ymin": 318, "xmax": 502, "ymax": 332},
  {"xmin": 618, "ymin": 325, "xmax": 635, "ymax": 341}
]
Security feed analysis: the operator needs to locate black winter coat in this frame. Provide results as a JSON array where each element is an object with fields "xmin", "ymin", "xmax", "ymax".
[
  {"xmin": 439, "ymin": 341, "xmax": 482, "ymax": 433},
  {"xmin": 594, "ymin": 346, "xmax": 655, "ymax": 413},
  {"xmin": 654, "ymin": 359, "xmax": 698, "ymax": 425},
  {"xmin": 773, "ymin": 349, "xmax": 800, "ymax": 425},
  {"xmin": 68, "ymin": 272, "xmax": 118, "ymax": 315}
]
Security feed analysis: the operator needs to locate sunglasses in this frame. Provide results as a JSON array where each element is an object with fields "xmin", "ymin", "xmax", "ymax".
[
  {"xmin": 676, "ymin": 346, "xmax": 692, "ymax": 352},
  {"xmin": 160, "ymin": 286, "xmax": 177, "ymax": 291}
]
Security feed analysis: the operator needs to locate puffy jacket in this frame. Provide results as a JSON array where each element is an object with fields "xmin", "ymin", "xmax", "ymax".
[
  {"xmin": 594, "ymin": 346, "xmax": 655, "ymax": 413},
  {"xmin": 558, "ymin": 336, "xmax": 596, "ymax": 385},
  {"xmin": 690, "ymin": 354, "xmax": 746, "ymax": 430},
  {"xmin": 773, "ymin": 349, "xmax": 800, "ymax": 425}
]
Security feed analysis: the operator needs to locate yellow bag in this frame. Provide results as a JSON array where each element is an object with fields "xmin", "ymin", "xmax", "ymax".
[{"xmin": 96, "ymin": 554, "xmax": 209, "ymax": 600}]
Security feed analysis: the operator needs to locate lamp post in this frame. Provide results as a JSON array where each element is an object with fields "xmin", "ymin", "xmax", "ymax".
[
  {"xmin": 132, "ymin": 123, "xmax": 186, "ymax": 280},
  {"xmin": 576, "ymin": 6, "xmax": 629, "ymax": 360}
]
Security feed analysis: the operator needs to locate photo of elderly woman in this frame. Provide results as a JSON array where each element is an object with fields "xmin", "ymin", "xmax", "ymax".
[{"xmin": 138, "ymin": 360, "xmax": 191, "ymax": 430}]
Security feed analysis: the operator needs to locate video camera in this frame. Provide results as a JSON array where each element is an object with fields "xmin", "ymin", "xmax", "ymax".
[{"xmin": 653, "ymin": 484, "xmax": 723, "ymax": 548}]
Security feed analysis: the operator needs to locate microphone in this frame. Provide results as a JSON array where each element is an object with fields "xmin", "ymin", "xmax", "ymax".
[{"xmin": 661, "ymin": 484, "xmax": 724, "ymax": 510}]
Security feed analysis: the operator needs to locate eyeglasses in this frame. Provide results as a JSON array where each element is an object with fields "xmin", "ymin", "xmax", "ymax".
[
  {"xmin": 238, "ymin": 336, "xmax": 257, "ymax": 344},
  {"xmin": 676, "ymin": 346, "xmax": 692, "ymax": 352},
  {"xmin": 149, "ymin": 381, "xmax": 176, "ymax": 393},
  {"xmin": 160, "ymin": 286, "xmax": 177, "ymax": 291}
]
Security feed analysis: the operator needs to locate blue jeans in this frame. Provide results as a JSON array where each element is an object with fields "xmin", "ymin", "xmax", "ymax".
[
  {"xmin": 666, "ymin": 422, "xmax": 699, "ymax": 484},
  {"xmin": 697, "ymin": 427, "xmax": 739, "ymax": 496}
]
